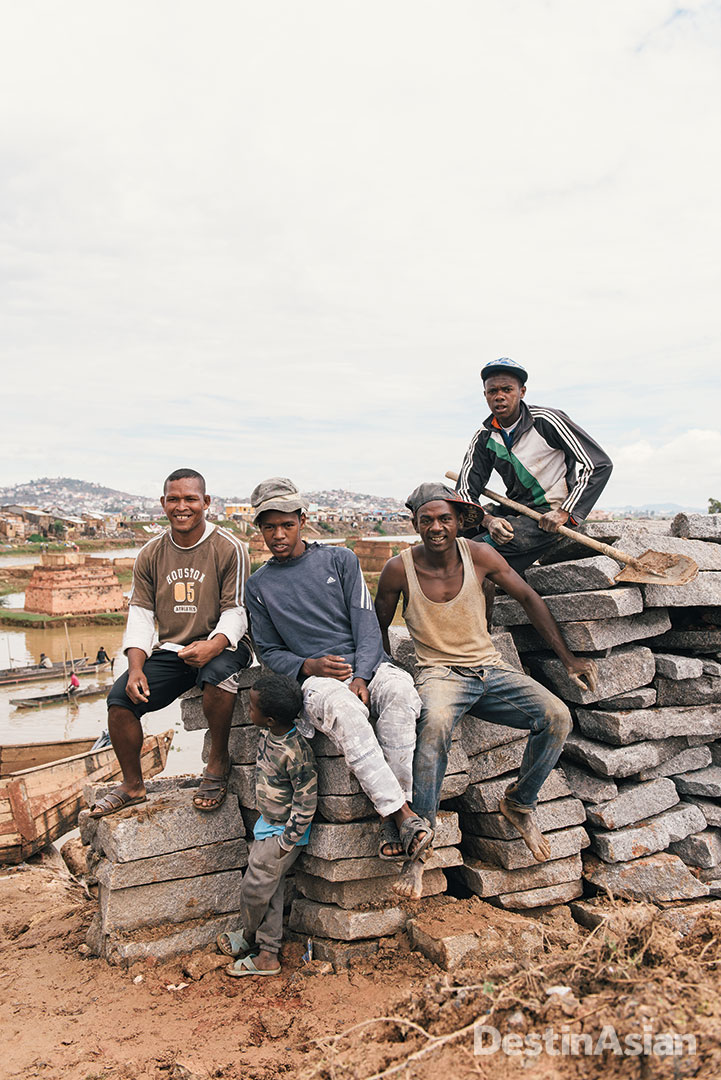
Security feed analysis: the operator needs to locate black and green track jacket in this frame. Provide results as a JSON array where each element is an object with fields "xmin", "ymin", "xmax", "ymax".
[{"xmin": 456, "ymin": 402, "xmax": 612, "ymax": 524}]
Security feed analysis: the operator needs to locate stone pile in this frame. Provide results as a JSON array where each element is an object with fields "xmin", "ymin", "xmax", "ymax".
[
  {"xmin": 490, "ymin": 513, "xmax": 721, "ymax": 903},
  {"xmin": 80, "ymin": 776, "xmax": 249, "ymax": 965},
  {"xmin": 181, "ymin": 663, "xmax": 466, "ymax": 967}
]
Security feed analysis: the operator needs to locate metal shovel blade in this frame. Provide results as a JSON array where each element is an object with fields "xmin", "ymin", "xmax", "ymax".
[{"xmin": 613, "ymin": 550, "xmax": 698, "ymax": 586}]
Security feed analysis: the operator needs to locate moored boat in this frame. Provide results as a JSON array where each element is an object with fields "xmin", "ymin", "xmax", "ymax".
[
  {"xmin": 0, "ymin": 729, "xmax": 173, "ymax": 864},
  {"xmin": 10, "ymin": 684, "xmax": 110, "ymax": 708},
  {"xmin": 0, "ymin": 657, "xmax": 112, "ymax": 687}
]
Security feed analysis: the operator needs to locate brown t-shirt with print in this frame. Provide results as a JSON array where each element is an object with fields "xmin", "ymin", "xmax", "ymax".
[{"xmin": 129, "ymin": 525, "xmax": 250, "ymax": 648}]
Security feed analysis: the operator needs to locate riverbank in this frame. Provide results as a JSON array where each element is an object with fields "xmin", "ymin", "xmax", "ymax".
[{"xmin": 0, "ymin": 610, "xmax": 126, "ymax": 628}]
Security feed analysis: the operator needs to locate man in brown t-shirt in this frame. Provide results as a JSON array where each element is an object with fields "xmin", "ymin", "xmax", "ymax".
[{"xmin": 91, "ymin": 469, "xmax": 252, "ymax": 817}]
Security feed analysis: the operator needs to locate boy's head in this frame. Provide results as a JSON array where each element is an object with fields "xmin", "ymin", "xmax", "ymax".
[{"xmin": 249, "ymin": 673, "xmax": 304, "ymax": 732}]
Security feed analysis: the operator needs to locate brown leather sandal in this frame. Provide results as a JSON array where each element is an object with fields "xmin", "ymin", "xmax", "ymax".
[{"xmin": 192, "ymin": 768, "xmax": 229, "ymax": 812}]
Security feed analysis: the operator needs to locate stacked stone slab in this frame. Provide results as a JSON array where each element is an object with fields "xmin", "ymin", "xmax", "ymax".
[
  {"xmin": 181, "ymin": 662, "xmax": 465, "ymax": 966},
  {"xmin": 80, "ymin": 777, "xmax": 249, "ymax": 964},
  {"xmin": 490, "ymin": 516, "xmax": 721, "ymax": 902}
]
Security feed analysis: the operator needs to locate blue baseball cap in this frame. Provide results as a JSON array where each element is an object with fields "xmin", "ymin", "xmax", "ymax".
[{"xmin": 480, "ymin": 357, "xmax": 528, "ymax": 385}]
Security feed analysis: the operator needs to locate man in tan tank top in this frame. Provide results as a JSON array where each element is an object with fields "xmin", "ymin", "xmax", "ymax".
[{"xmin": 376, "ymin": 482, "xmax": 598, "ymax": 899}]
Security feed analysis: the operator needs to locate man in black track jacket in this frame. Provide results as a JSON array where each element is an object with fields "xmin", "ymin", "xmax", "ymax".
[{"xmin": 456, "ymin": 358, "xmax": 612, "ymax": 574}]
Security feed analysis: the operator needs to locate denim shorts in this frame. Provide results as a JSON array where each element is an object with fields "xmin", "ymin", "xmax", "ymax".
[{"xmin": 106, "ymin": 642, "xmax": 251, "ymax": 719}]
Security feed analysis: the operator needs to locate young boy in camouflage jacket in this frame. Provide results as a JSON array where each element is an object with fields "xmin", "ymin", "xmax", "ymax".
[{"xmin": 219, "ymin": 673, "xmax": 317, "ymax": 976}]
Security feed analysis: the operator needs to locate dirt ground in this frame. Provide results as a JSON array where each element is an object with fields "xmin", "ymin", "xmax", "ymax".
[{"xmin": 1, "ymin": 854, "xmax": 720, "ymax": 1080}]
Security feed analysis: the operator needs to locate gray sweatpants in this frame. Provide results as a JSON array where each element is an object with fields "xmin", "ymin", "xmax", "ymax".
[
  {"xmin": 239, "ymin": 836, "xmax": 301, "ymax": 957},
  {"xmin": 301, "ymin": 661, "xmax": 420, "ymax": 818}
]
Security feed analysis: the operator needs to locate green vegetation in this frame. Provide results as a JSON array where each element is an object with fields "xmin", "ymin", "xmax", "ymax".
[
  {"xmin": 373, "ymin": 522, "xmax": 387, "ymax": 535},
  {"xmin": 0, "ymin": 610, "xmax": 126, "ymax": 628},
  {"xmin": 709, "ymin": 498, "xmax": 721, "ymax": 514}
]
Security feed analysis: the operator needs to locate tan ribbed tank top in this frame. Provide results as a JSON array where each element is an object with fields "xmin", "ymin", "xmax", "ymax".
[{"xmin": 401, "ymin": 538, "xmax": 504, "ymax": 668}]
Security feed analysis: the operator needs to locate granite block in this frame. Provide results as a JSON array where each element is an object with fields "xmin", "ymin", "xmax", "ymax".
[
  {"xmin": 576, "ymin": 704, "xmax": 721, "ymax": 746},
  {"xmin": 525, "ymin": 555, "xmax": 622, "ymax": 594},
  {"xmin": 594, "ymin": 687, "xmax": 657, "ymax": 711},
  {"xmin": 583, "ymin": 852, "xmax": 708, "ymax": 900},
  {"xmin": 294, "ymin": 867, "xmax": 447, "ymax": 908},
  {"xmin": 94, "ymin": 838, "xmax": 249, "ymax": 889},
  {"xmin": 494, "ymin": 587, "xmax": 643, "ymax": 626},
  {"xmin": 534, "ymin": 645, "xmax": 654, "ymax": 705},
  {"xmin": 94, "ymin": 911, "xmax": 248, "ymax": 966},
  {"xmin": 643, "ymin": 573, "xmax": 721, "ymax": 609},
  {"xmin": 93, "ymin": 789, "xmax": 245, "ymax": 862},
  {"xmin": 615, "ymin": 529, "xmax": 721, "ymax": 570},
  {"xmin": 467, "ymin": 739, "xmax": 526, "ymax": 783},
  {"xmin": 560, "ymin": 761, "xmax": 618, "ymax": 804},
  {"xmin": 588, "ymin": 803, "xmax": 706, "ymax": 863},
  {"xmin": 669, "ymin": 829, "xmax": 721, "ymax": 869},
  {"xmin": 304, "ymin": 811, "xmax": 461, "ymax": 860},
  {"xmin": 654, "ymin": 653, "xmax": 705, "ymax": 680},
  {"xmin": 288, "ymin": 898, "xmax": 406, "ymax": 940},
  {"xmin": 674, "ymin": 766, "xmax": 721, "ymax": 798},
  {"xmin": 462, "ymin": 825, "xmax": 590, "ymax": 870},
  {"xmin": 495, "ymin": 879, "xmax": 583, "ymax": 910},
  {"xmin": 459, "ymin": 716, "xmax": 525, "ymax": 756},
  {"xmin": 655, "ymin": 676, "xmax": 721, "ymax": 706},
  {"xmin": 450, "ymin": 769, "xmax": 569, "ymax": 816},
  {"xmin": 317, "ymin": 794, "xmax": 374, "ymax": 822},
  {"xmin": 100, "ymin": 868, "xmax": 244, "ymax": 932},
  {"xmin": 227, "ymin": 765, "xmax": 256, "ymax": 807},
  {"xmin": 638, "ymin": 746, "xmax": 712, "ymax": 781},
  {"xmin": 458, "ymin": 853, "xmax": 582, "ymax": 899},
  {"xmin": 297, "ymin": 843, "xmax": 462, "ymax": 882},
  {"xmin": 686, "ymin": 796, "xmax": 721, "ymax": 828},
  {"xmin": 563, "ymin": 730, "xmax": 688, "ymax": 778},
  {"xmin": 511, "ymin": 608, "xmax": 670, "ymax": 655},
  {"xmin": 204, "ymin": 725, "xmax": 259, "ymax": 765},
  {"xmin": 466, "ymin": 796, "xmax": 586, "ymax": 840},
  {"xmin": 671, "ymin": 513, "xmax": 721, "ymax": 540},
  {"xmin": 585, "ymin": 779, "xmax": 679, "ymax": 831}
]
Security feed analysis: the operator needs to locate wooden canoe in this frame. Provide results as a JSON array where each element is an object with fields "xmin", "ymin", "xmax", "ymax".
[
  {"xmin": 0, "ymin": 729, "xmax": 173, "ymax": 864},
  {"xmin": 0, "ymin": 657, "xmax": 113, "ymax": 688},
  {"xmin": 10, "ymin": 684, "xmax": 109, "ymax": 708}
]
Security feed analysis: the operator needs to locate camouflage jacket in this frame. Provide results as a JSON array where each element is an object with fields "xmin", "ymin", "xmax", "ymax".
[{"xmin": 256, "ymin": 728, "xmax": 318, "ymax": 849}]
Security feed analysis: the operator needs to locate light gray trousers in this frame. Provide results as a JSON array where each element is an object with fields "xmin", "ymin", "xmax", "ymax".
[{"xmin": 301, "ymin": 661, "xmax": 420, "ymax": 817}]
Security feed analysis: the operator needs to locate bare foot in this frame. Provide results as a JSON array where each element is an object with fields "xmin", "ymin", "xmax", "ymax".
[
  {"xmin": 253, "ymin": 948, "xmax": 280, "ymax": 972},
  {"xmin": 392, "ymin": 859, "xmax": 424, "ymax": 899},
  {"xmin": 499, "ymin": 797, "xmax": 551, "ymax": 862}
]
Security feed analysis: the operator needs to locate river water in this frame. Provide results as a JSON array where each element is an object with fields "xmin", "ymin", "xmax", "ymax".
[{"xmin": 0, "ymin": 546, "xmax": 203, "ymax": 777}]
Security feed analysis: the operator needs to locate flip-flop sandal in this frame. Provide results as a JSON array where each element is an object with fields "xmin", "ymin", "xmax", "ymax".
[
  {"xmin": 378, "ymin": 819, "xmax": 404, "ymax": 860},
  {"xmin": 225, "ymin": 954, "xmax": 281, "ymax": 978},
  {"xmin": 399, "ymin": 814, "xmax": 435, "ymax": 863},
  {"xmin": 192, "ymin": 768, "xmax": 229, "ymax": 812},
  {"xmin": 216, "ymin": 929, "xmax": 252, "ymax": 957},
  {"xmin": 88, "ymin": 787, "xmax": 147, "ymax": 819}
]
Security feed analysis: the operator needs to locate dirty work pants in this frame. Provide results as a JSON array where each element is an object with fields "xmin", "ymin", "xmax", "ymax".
[
  {"xmin": 238, "ymin": 836, "xmax": 301, "ymax": 957},
  {"xmin": 474, "ymin": 514, "xmax": 562, "ymax": 576},
  {"xmin": 301, "ymin": 662, "xmax": 420, "ymax": 818},
  {"xmin": 412, "ymin": 664, "xmax": 572, "ymax": 827}
]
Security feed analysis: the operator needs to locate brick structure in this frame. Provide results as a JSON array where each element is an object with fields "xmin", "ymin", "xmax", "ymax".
[
  {"xmin": 24, "ymin": 553, "xmax": 125, "ymax": 615},
  {"xmin": 354, "ymin": 537, "xmax": 413, "ymax": 573}
]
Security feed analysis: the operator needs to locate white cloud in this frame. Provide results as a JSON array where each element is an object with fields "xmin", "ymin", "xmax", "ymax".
[
  {"xmin": 605, "ymin": 429, "xmax": 721, "ymax": 508},
  {"xmin": 1, "ymin": 1, "xmax": 719, "ymax": 502}
]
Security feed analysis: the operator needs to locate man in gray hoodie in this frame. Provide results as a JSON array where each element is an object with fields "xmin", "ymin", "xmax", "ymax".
[{"xmin": 245, "ymin": 477, "xmax": 433, "ymax": 868}]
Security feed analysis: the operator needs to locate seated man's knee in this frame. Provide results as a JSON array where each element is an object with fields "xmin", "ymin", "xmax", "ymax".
[
  {"xmin": 416, "ymin": 709, "xmax": 455, "ymax": 754},
  {"xmin": 547, "ymin": 699, "xmax": 572, "ymax": 742}
]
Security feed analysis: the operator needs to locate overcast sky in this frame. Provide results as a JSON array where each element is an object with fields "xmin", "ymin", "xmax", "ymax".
[{"xmin": 2, "ymin": 1, "xmax": 720, "ymax": 508}]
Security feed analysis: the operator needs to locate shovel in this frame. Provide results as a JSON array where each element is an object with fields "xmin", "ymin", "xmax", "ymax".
[{"xmin": 444, "ymin": 471, "xmax": 698, "ymax": 586}]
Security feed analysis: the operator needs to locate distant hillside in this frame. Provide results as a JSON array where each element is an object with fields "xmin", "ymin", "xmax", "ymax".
[{"xmin": 0, "ymin": 477, "xmax": 160, "ymax": 515}]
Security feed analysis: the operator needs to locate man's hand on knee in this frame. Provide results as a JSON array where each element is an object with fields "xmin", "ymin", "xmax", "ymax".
[
  {"xmin": 179, "ymin": 638, "xmax": 227, "ymax": 669},
  {"xmin": 349, "ymin": 677, "xmax": 370, "ymax": 707},
  {"xmin": 486, "ymin": 515, "xmax": 514, "ymax": 544},
  {"xmin": 126, "ymin": 668, "xmax": 150, "ymax": 704},
  {"xmin": 302, "ymin": 655, "xmax": 353, "ymax": 681}
]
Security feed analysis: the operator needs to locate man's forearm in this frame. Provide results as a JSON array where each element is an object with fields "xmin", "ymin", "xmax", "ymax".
[
  {"xmin": 520, "ymin": 593, "xmax": 575, "ymax": 665},
  {"xmin": 126, "ymin": 647, "xmax": 148, "ymax": 675}
]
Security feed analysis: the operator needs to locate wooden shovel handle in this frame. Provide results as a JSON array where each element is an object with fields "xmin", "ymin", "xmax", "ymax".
[{"xmin": 444, "ymin": 472, "xmax": 637, "ymax": 569}]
